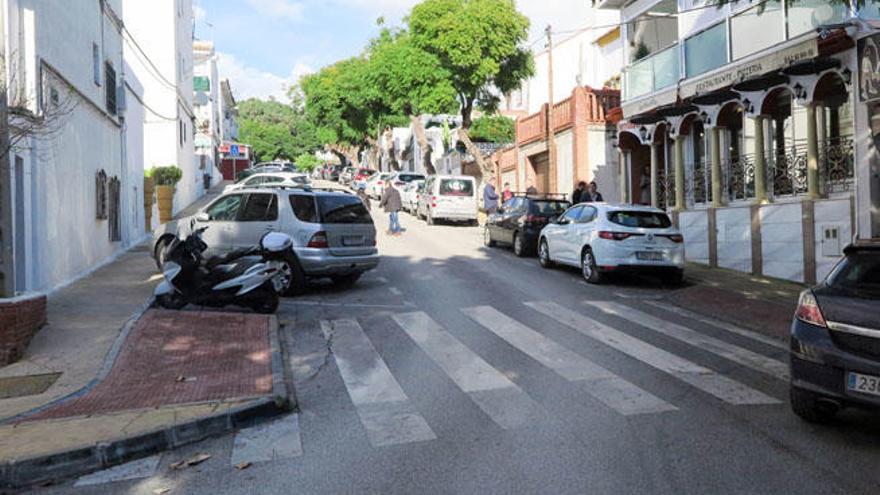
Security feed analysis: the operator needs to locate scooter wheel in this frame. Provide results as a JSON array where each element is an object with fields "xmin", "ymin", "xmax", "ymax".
[
  {"xmin": 253, "ymin": 294, "xmax": 280, "ymax": 314},
  {"xmin": 156, "ymin": 292, "xmax": 188, "ymax": 310}
]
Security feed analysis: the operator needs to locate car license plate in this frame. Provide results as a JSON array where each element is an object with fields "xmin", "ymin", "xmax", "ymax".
[
  {"xmin": 847, "ymin": 372, "xmax": 880, "ymax": 397},
  {"xmin": 636, "ymin": 251, "xmax": 663, "ymax": 261},
  {"xmin": 342, "ymin": 236, "xmax": 364, "ymax": 246}
]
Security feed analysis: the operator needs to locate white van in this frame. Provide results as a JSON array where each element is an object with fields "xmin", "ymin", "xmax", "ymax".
[{"xmin": 417, "ymin": 175, "xmax": 478, "ymax": 225}]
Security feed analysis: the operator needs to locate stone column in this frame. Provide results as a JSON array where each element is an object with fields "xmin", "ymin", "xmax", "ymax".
[
  {"xmin": 806, "ymin": 103, "xmax": 821, "ymax": 199},
  {"xmin": 753, "ymin": 115, "xmax": 768, "ymax": 204},
  {"xmin": 619, "ymin": 149, "xmax": 629, "ymax": 203},
  {"xmin": 650, "ymin": 141, "xmax": 660, "ymax": 208},
  {"xmin": 710, "ymin": 126, "xmax": 724, "ymax": 207},
  {"xmin": 674, "ymin": 137, "xmax": 686, "ymax": 210}
]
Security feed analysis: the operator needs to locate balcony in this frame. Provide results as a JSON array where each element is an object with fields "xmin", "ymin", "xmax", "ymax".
[{"xmin": 623, "ymin": 44, "xmax": 679, "ymax": 100}]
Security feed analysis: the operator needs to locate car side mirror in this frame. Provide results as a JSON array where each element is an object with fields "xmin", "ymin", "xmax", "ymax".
[{"xmin": 195, "ymin": 212, "xmax": 210, "ymax": 223}]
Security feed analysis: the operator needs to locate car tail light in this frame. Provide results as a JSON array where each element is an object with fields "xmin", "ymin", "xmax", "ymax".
[
  {"xmin": 377, "ymin": 181, "xmax": 384, "ymax": 186},
  {"xmin": 598, "ymin": 231, "xmax": 631, "ymax": 241},
  {"xmin": 795, "ymin": 290, "xmax": 827, "ymax": 327},
  {"xmin": 664, "ymin": 234, "xmax": 684, "ymax": 243},
  {"xmin": 395, "ymin": 181, "xmax": 404, "ymax": 186},
  {"xmin": 307, "ymin": 231, "xmax": 329, "ymax": 248}
]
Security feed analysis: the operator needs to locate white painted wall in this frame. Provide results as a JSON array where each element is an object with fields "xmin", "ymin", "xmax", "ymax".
[
  {"xmin": 680, "ymin": 210, "xmax": 709, "ymax": 264},
  {"xmin": 760, "ymin": 202, "xmax": 804, "ymax": 282},
  {"xmin": 715, "ymin": 206, "xmax": 751, "ymax": 273},
  {"xmin": 556, "ymin": 130, "xmax": 574, "ymax": 196},
  {"xmin": 588, "ymin": 125, "xmax": 619, "ymax": 203}
]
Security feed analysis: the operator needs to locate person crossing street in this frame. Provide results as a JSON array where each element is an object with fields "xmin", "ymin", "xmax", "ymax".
[{"xmin": 379, "ymin": 180, "xmax": 403, "ymax": 236}]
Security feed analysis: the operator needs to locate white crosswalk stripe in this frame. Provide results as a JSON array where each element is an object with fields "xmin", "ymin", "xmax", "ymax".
[
  {"xmin": 392, "ymin": 311, "xmax": 545, "ymax": 429},
  {"xmin": 587, "ymin": 301, "xmax": 790, "ymax": 381},
  {"xmin": 462, "ymin": 306, "xmax": 676, "ymax": 415},
  {"xmin": 525, "ymin": 301, "xmax": 781, "ymax": 405},
  {"xmin": 231, "ymin": 413, "xmax": 303, "ymax": 466},
  {"xmin": 321, "ymin": 319, "xmax": 437, "ymax": 447},
  {"xmin": 643, "ymin": 300, "xmax": 789, "ymax": 351}
]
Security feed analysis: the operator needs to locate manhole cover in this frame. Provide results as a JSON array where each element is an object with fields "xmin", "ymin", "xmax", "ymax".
[{"xmin": 0, "ymin": 373, "xmax": 61, "ymax": 399}]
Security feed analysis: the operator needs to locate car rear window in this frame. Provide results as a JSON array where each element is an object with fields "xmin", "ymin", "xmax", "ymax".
[
  {"xmin": 529, "ymin": 200, "xmax": 570, "ymax": 215},
  {"xmin": 317, "ymin": 196, "xmax": 373, "ymax": 224},
  {"xmin": 397, "ymin": 174, "xmax": 424, "ymax": 183},
  {"xmin": 828, "ymin": 253, "xmax": 880, "ymax": 296},
  {"xmin": 607, "ymin": 211, "xmax": 672, "ymax": 228},
  {"xmin": 290, "ymin": 195, "xmax": 319, "ymax": 223},
  {"xmin": 439, "ymin": 179, "xmax": 473, "ymax": 196}
]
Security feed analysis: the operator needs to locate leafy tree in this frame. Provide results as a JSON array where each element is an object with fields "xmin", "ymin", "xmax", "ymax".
[
  {"xmin": 407, "ymin": 0, "xmax": 533, "ymax": 177},
  {"xmin": 469, "ymin": 114, "xmax": 515, "ymax": 143},
  {"xmin": 237, "ymin": 98, "xmax": 321, "ymax": 164},
  {"xmin": 295, "ymin": 153, "xmax": 322, "ymax": 172}
]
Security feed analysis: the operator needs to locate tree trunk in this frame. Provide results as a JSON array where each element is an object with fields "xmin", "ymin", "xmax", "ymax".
[
  {"xmin": 410, "ymin": 115, "xmax": 436, "ymax": 175},
  {"xmin": 457, "ymin": 128, "xmax": 492, "ymax": 181},
  {"xmin": 364, "ymin": 137, "xmax": 380, "ymax": 169},
  {"xmin": 0, "ymin": 75, "xmax": 13, "ymax": 296},
  {"xmin": 328, "ymin": 145, "xmax": 359, "ymax": 167}
]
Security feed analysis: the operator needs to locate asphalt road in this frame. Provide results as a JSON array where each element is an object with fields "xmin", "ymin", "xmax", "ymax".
[{"xmin": 38, "ymin": 203, "xmax": 880, "ymax": 495}]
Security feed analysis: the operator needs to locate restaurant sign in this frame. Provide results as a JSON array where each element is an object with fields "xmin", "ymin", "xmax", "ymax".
[
  {"xmin": 680, "ymin": 38, "xmax": 818, "ymax": 98},
  {"xmin": 621, "ymin": 88, "xmax": 677, "ymax": 119}
]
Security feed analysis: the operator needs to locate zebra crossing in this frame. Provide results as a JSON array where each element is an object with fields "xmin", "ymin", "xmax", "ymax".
[{"xmin": 74, "ymin": 299, "xmax": 790, "ymax": 488}]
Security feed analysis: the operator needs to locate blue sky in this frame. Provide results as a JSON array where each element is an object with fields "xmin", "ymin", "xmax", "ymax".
[{"xmin": 194, "ymin": 0, "xmax": 599, "ymax": 102}]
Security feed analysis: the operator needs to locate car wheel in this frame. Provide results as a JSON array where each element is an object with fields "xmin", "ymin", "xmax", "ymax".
[
  {"xmin": 331, "ymin": 272, "xmax": 362, "ymax": 287},
  {"xmin": 513, "ymin": 232, "xmax": 527, "ymax": 257},
  {"xmin": 282, "ymin": 252, "xmax": 307, "ymax": 297},
  {"xmin": 790, "ymin": 386, "xmax": 838, "ymax": 424},
  {"xmin": 581, "ymin": 248, "xmax": 604, "ymax": 284},
  {"xmin": 538, "ymin": 239, "xmax": 554, "ymax": 269},
  {"xmin": 484, "ymin": 227, "xmax": 496, "ymax": 247}
]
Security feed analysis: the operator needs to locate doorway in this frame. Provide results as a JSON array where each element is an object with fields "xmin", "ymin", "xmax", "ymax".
[{"xmin": 529, "ymin": 152, "xmax": 550, "ymax": 193}]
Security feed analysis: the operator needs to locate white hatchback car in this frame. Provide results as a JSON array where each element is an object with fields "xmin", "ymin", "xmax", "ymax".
[
  {"xmin": 401, "ymin": 180, "xmax": 424, "ymax": 214},
  {"xmin": 366, "ymin": 173, "xmax": 394, "ymax": 199},
  {"xmin": 538, "ymin": 204, "xmax": 685, "ymax": 284}
]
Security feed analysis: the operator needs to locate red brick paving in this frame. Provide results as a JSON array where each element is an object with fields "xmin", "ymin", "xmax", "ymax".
[
  {"xmin": 28, "ymin": 309, "xmax": 272, "ymax": 421},
  {"xmin": 668, "ymin": 285, "xmax": 796, "ymax": 340}
]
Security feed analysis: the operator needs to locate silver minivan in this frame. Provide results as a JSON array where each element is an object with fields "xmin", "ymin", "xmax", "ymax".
[{"xmin": 153, "ymin": 188, "xmax": 379, "ymax": 295}]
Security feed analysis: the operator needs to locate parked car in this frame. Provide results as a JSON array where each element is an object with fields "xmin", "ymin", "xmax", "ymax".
[
  {"xmin": 416, "ymin": 175, "xmax": 478, "ymax": 225},
  {"xmin": 351, "ymin": 168, "xmax": 377, "ymax": 190},
  {"xmin": 789, "ymin": 240, "xmax": 880, "ymax": 423},
  {"xmin": 339, "ymin": 166, "xmax": 356, "ymax": 185},
  {"xmin": 389, "ymin": 172, "xmax": 426, "ymax": 187},
  {"xmin": 224, "ymin": 172, "xmax": 310, "ymax": 193},
  {"xmin": 401, "ymin": 180, "xmax": 425, "ymax": 214},
  {"xmin": 537, "ymin": 204, "xmax": 684, "ymax": 284},
  {"xmin": 484, "ymin": 194, "xmax": 570, "ymax": 256},
  {"xmin": 327, "ymin": 164, "xmax": 346, "ymax": 181},
  {"xmin": 152, "ymin": 188, "xmax": 379, "ymax": 295},
  {"xmin": 367, "ymin": 172, "xmax": 394, "ymax": 199}
]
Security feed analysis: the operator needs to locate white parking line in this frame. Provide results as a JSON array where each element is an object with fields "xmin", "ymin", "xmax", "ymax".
[
  {"xmin": 462, "ymin": 306, "xmax": 676, "ymax": 415},
  {"xmin": 321, "ymin": 320, "xmax": 436, "ymax": 447},
  {"xmin": 392, "ymin": 311, "xmax": 544, "ymax": 429},
  {"xmin": 643, "ymin": 300, "xmax": 788, "ymax": 351},
  {"xmin": 525, "ymin": 301, "xmax": 780, "ymax": 405},
  {"xmin": 587, "ymin": 301, "xmax": 789, "ymax": 381},
  {"xmin": 231, "ymin": 414, "xmax": 303, "ymax": 466}
]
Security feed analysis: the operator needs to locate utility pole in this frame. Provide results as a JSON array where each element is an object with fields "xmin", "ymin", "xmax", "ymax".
[{"xmin": 545, "ymin": 25, "xmax": 557, "ymax": 194}]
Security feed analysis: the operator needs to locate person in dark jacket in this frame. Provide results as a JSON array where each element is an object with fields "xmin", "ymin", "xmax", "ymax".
[
  {"xmin": 379, "ymin": 181, "xmax": 403, "ymax": 236},
  {"xmin": 483, "ymin": 178, "xmax": 499, "ymax": 214},
  {"xmin": 571, "ymin": 181, "xmax": 587, "ymax": 204},
  {"xmin": 583, "ymin": 181, "xmax": 604, "ymax": 202}
]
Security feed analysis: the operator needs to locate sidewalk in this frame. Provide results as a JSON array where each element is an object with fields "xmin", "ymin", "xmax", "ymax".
[
  {"xmin": 669, "ymin": 263, "xmax": 806, "ymax": 341},
  {"xmin": 0, "ymin": 183, "xmax": 292, "ymax": 489}
]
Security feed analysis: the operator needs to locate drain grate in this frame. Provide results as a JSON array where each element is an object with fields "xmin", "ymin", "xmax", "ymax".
[{"xmin": 0, "ymin": 373, "xmax": 62, "ymax": 399}]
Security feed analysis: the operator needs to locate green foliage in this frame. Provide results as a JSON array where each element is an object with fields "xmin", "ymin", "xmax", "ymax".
[
  {"xmin": 469, "ymin": 114, "xmax": 514, "ymax": 143},
  {"xmin": 237, "ymin": 98, "xmax": 321, "ymax": 163},
  {"xmin": 408, "ymin": 0, "xmax": 533, "ymax": 127},
  {"xmin": 295, "ymin": 153, "xmax": 322, "ymax": 172},
  {"xmin": 151, "ymin": 166, "xmax": 182, "ymax": 186}
]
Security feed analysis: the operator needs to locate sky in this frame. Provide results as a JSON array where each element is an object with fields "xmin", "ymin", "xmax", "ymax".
[{"xmin": 194, "ymin": 0, "xmax": 603, "ymax": 103}]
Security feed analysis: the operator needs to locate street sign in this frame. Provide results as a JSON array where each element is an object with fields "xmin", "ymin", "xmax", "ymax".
[{"xmin": 230, "ymin": 144, "xmax": 240, "ymax": 157}]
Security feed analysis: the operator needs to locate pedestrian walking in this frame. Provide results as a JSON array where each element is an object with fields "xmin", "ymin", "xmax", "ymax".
[
  {"xmin": 584, "ymin": 181, "xmax": 604, "ymax": 202},
  {"xmin": 571, "ymin": 181, "xmax": 587, "ymax": 204},
  {"xmin": 483, "ymin": 177, "xmax": 499, "ymax": 215},
  {"xmin": 357, "ymin": 184, "xmax": 371, "ymax": 212},
  {"xmin": 502, "ymin": 182, "xmax": 514, "ymax": 203},
  {"xmin": 379, "ymin": 180, "xmax": 402, "ymax": 236}
]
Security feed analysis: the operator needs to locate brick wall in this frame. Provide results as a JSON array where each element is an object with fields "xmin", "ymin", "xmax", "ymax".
[{"xmin": 0, "ymin": 295, "xmax": 47, "ymax": 366}]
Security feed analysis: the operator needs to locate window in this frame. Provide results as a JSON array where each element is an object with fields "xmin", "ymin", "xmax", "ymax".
[
  {"xmin": 96, "ymin": 169, "xmax": 108, "ymax": 219},
  {"xmin": 684, "ymin": 22, "xmax": 727, "ymax": 78},
  {"xmin": 529, "ymin": 200, "xmax": 570, "ymax": 216},
  {"xmin": 607, "ymin": 211, "xmax": 672, "ymax": 228},
  {"xmin": 206, "ymin": 194, "xmax": 243, "ymax": 221},
  {"xmin": 104, "ymin": 62, "xmax": 117, "ymax": 115},
  {"xmin": 730, "ymin": 1, "xmax": 784, "ymax": 61},
  {"xmin": 577, "ymin": 206, "xmax": 598, "ymax": 223},
  {"xmin": 93, "ymin": 43, "xmax": 101, "ymax": 86},
  {"xmin": 239, "ymin": 193, "xmax": 278, "ymax": 222},
  {"xmin": 317, "ymin": 196, "xmax": 373, "ymax": 224},
  {"xmin": 439, "ymin": 178, "xmax": 474, "ymax": 196},
  {"xmin": 560, "ymin": 206, "xmax": 583, "ymax": 223},
  {"xmin": 828, "ymin": 253, "xmax": 880, "ymax": 295},
  {"xmin": 108, "ymin": 177, "xmax": 121, "ymax": 241},
  {"xmin": 290, "ymin": 195, "xmax": 319, "ymax": 223},
  {"xmin": 788, "ymin": 0, "xmax": 849, "ymax": 38}
]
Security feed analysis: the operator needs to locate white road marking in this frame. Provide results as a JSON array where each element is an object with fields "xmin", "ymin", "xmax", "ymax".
[
  {"xmin": 392, "ymin": 311, "xmax": 544, "ymax": 429},
  {"xmin": 462, "ymin": 306, "xmax": 676, "ymax": 415},
  {"xmin": 643, "ymin": 300, "xmax": 788, "ymax": 351},
  {"xmin": 74, "ymin": 455, "xmax": 160, "ymax": 487},
  {"xmin": 321, "ymin": 320, "xmax": 436, "ymax": 447},
  {"xmin": 282, "ymin": 300, "xmax": 412, "ymax": 309},
  {"xmin": 231, "ymin": 414, "xmax": 303, "ymax": 466},
  {"xmin": 614, "ymin": 292, "xmax": 664, "ymax": 301},
  {"xmin": 389, "ymin": 287, "xmax": 403, "ymax": 296},
  {"xmin": 587, "ymin": 301, "xmax": 789, "ymax": 381},
  {"xmin": 525, "ymin": 301, "xmax": 780, "ymax": 405}
]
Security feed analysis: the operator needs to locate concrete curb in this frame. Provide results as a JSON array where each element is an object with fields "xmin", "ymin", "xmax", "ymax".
[{"xmin": 0, "ymin": 313, "xmax": 296, "ymax": 490}]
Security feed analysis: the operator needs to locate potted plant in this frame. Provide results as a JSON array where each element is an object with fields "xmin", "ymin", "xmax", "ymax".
[
  {"xmin": 152, "ymin": 165, "xmax": 183, "ymax": 223},
  {"xmin": 143, "ymin": 169, "xmax": 156, "ymax": 232}
]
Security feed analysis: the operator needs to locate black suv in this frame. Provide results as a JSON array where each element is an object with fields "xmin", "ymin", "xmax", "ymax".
[
  {"xmin": 484, "ymin": 194, "xmax": 570, "ymax": 257},
  {"xmin": 790, "ymin": 240, "xmax": 880, "ymax": 422}
]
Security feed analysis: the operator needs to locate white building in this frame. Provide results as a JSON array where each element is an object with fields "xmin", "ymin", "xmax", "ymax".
[
  {"xmin": 219, "ymin": 79, "xmax": 239, "ymax": 142},
  {"xmin": 193, "ymin": 40, "xmax": 222, "ymax": 188},
  {"xmin": 123, "ymin": 0, "xmax": 197, "ymax": 225},
  {"xmin": 0, "ymin": 0, "xmax": 145, "ymax": 294}
]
